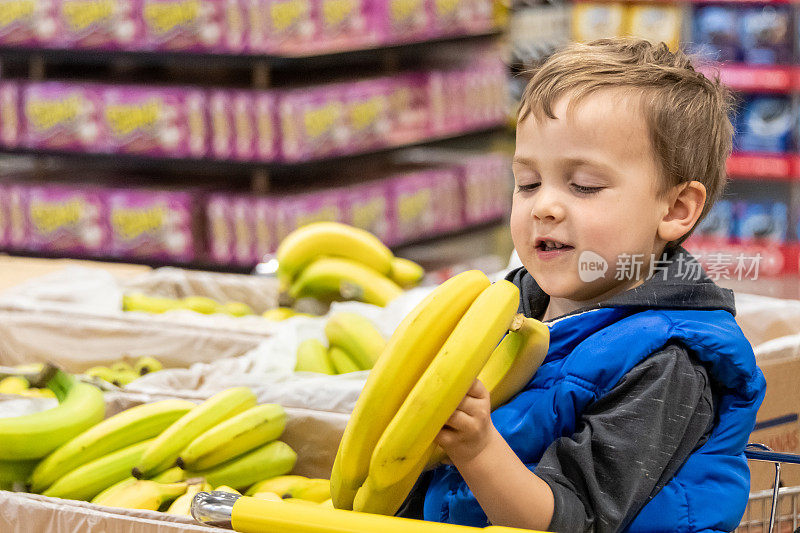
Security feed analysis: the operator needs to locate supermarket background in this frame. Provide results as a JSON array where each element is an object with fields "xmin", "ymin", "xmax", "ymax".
[{"xmin": 2, "ymin": 0, "xmax": 800, "ymax": 531}]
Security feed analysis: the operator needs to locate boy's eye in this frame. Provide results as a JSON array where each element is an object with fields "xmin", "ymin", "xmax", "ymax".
[
  {"xmin": 572, "ymin": 184, "xmax": 603, "ymax": 194},
  {"xmin": 516, "ymin": 183, "xmax": 539, "ymax": 193}
]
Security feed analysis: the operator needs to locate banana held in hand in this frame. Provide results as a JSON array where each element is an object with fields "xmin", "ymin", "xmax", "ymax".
[
  {"xmin": 330, "ymin": 270, "xmax": 490, "ymax": 510},
  {"xmin": 187, "ymin": 440, "xmax": 297, "ymax": 492},
  {"xmin": 30, "ymin": 399, "xmax": 195, "ymax": 493},
  {"xmin": 42, "ymin": 439, "xmax": 154, "ymax": 501},
  {"xmin": 288, "ymin": 257, "xmax": 403, "ymax": 307},
  {"xmin": 92, "ymin": 480, "xmax": 187, "ymax": 510},
  {"xmin": 276, "ymin": 222, "xmax": 394, "ymax": 280},
  {"xmin": 389, "ymin": 257, "xmax": 425, "ymax": 288},
  {"xmin": 0, "ymin": 370, "xmax": 105, "ymax": 460},
  {"xmin": 368, "ymin": 280, "xmax": 520, "ymax": 490},
  {"xmin": 178, "ymin": 404, "xmax": 287, "ymax": 471},
  {"xmin": 325, "ymin": 313, "xmax": 386, "ymax": 370},
  {"xmin": 295, "ymin": 339, "xmax": 336, "ymax": 374},
  {"xmin": 133, "ymin": 387, "xmax": 256, "ymax": 479}
]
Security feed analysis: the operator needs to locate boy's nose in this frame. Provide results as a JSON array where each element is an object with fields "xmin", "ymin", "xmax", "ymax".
[{"xmin": 530, "ymin": 188, "xmax": 566, "ymax": 223}]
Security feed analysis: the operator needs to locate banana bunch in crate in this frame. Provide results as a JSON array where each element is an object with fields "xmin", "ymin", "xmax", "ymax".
[
  {"xmin": 295, "ymin": 312, "xmax": 387, "ymax": 374},
  {"xmin": 330, "ymin": 270, "xmax": 550, "ymax": 515},
  {"xmin": 276, "ymin": 222, "xmax": 425, "ymax": 307}
]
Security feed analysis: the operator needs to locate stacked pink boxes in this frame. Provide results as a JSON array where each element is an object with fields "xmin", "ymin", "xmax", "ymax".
[
  {"xmin": 55, "ymin": 0, "xmax": 144, "ymax": 50},
  {"xmin": 22, "ymin": 82, "xmax": 105, "ymax": 153},
  {"xmin": 209, "ymin": 90, "xmax": 277, "ymax": 161},
  {"xmin": 25, "ymin": 183, "xmax": 108, "ymax": 254},
  {"xmin": 140, "ymin": 0, "xmax": 247, "ymax": 53},
  {"xmin": 0, "ymin": 81, "xmax": 22, "ymax": 148},
  {"xmin": 0, "ymin": 0, "xmax": 59, "ymax": 47}
]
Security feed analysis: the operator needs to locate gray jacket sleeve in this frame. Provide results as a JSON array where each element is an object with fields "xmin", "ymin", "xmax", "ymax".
[{"xmin": 535, "ymin": 343, "xmax": 715, "ymax": 533}]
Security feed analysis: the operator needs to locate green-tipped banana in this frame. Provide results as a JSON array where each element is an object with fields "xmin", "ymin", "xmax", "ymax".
[
  {"xmin": 30, "ymin": 399, "xmax": 195, "ymax": 493},
  {"xmin": 133, "ymin": 387, "xmax": 256, "ymax": 479},
  {"xmin": 289, "ymin": 257, "xmax": 403, "ymax": 307},
  {"xmin": 328, "ymin": 347, "xmax": 362, "ymax": 374},
  {"xmin": 276, "ymin": 222, "xmax": 394, "ymax": 280},
  {"xmin": 0, "ymin": 459, "xmax": 38, "ymax": 490},
  {"xmin": 295, "ymin": 339, "xmax": 336, "ymax": 374},
  {"xmin": 0, "ymin": 370, "xmax": 105, "ymax": 460},
  {"xmin": 325, "ymin": 313, "xmax": 386, "ymax": 370},
  {"xmin": 178, "ymin": 404, "xmax": 287, "ymax": 471},
  {"xmin": 389, "ymin": 257, "xmax": 425, "ymax": 288},
  {"xmin": 187, "ymin": 440, "xmax": 297, "ymax": 492},
  {"xmin": 43, "ymin": 439, "xmax": 153, "ymax": 501},
  {"xmin": 91, "ymin": 479, "xmax": 187, "ymax": 510},
  {"xmin": 245, "ymin": 475, "xmax": 309, "ymax": 497}
]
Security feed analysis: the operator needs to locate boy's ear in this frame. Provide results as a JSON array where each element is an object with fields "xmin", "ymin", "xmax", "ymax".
[{"xmin": 657, "ymin": 181, "xmax": 707, "ymax": 243}]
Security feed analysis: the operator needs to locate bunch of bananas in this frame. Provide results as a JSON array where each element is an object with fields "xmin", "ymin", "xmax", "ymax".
[
  {"xmin": 276, "ymin": 222, "xmax": 425, "ymax": 307},
  {"xmin": 123, "ymin": 294, "xmax": 254, "ymax": 317},
  {"xmin": 262, "ymin": 307, "xmax": 316, "ymax": 321},
  {"xmin": 330, "ymin": 270, "xmax": 550, "ymax": 516},
  {"xmin": 294, "ymin": 313, "xmax": 387, "ymax": 374},
  {"xmin": 0, "ymin": 365, "xmax": 56, "ymax": 399},
  {"xmin": 3, "ymin": 385, "xmax": 302, "ymax": 514},
  {"xmin": 84, "ymin": 356, "xmax": 164, "ymax": 387}
]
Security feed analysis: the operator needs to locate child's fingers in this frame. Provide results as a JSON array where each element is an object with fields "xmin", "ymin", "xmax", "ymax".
[
  {"xmin": 456, "ymin": 394, "xmax": 487, "ymax": 417},
  {"xmin": 443, "ymin": 409, "xmax": 472, "ymax": 432},
  {"xmin": 468, "ymin": 379, "xmax": 490, "ymax": 400}
]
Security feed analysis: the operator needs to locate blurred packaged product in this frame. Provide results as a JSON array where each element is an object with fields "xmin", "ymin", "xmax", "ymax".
[
  {"xmin": 740, "ymin": 5, "xmax": 793, "ymax": 65},
  {"xmin": 626, "ymin": 4, "xmax": 682, "ymax": 52},
  {"xmin": 692, "ymin": 5, "xmax": 740, "ymax": 62},
  {"xmin": 571, "ymin": 2, "xmax": 626, "ymax": 42},
  {"xmin": 733, "ymin": 95, "xmax": 794, "ymax": 154}
]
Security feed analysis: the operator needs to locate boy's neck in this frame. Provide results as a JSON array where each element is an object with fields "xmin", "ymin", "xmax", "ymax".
[{"xmin": 541, "ymin": 278, "xmax": 646, "ymax": 322}]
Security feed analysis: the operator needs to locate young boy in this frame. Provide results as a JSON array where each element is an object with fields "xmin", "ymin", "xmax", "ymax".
[{"xmin": 400, "ymin": 38, "xmax": 767, "ymax": 532}]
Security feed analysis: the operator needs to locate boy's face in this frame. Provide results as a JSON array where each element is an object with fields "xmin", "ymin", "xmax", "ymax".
[{"xmin": 511, "ymin": 90, "xmax": 672, "ymax": 304}]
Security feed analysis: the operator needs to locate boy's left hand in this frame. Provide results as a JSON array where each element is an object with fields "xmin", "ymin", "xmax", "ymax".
[{"xmin": 435, "ymin": 379, "xmax": 495, "ymax": 465}]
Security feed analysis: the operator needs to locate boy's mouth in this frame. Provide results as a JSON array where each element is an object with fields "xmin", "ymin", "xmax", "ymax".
[{"xmin": 535, "ymin": 238, "xmax": 574, "ymax": 252}]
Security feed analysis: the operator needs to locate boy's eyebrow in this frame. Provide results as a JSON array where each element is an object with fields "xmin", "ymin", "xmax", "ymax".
[
  {"xmin": 513, "ymin": 155, "xmax": 615, "ymax": 174},
  {"xmin": 512, "ymin": 156, "xmax": 536, "ymax": 166}
]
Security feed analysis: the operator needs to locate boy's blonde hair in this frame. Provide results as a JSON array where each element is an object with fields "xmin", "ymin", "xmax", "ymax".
[{"xmin": 519, "ymin": 38, "xmax": 734, "ymax": 246}]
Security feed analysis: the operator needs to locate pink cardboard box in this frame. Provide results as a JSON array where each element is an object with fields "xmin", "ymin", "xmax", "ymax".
[
  {"xmin": 277, "ymin": 84, "xmax": 348, "ymax": 161},
  {"xmin": 210, "ymin": 90, "xmax": 274, "ymax": 162},
  {"xmin": 343, "ymin": 178, "xmax": 394, "ymax": 246},
  {"xmin": 0, "ymin": 182, "xmax": 8, "ymax": 248},
  {"xmin": 255, "ymin": 0, "xmax": 318, "ymax": 55},
  {"xmin": 6, "ymin": 183, "xmax": 29, "ymax": 249},
  {"xmin": 253, "ymin": 195, "xmax": 278, "ymax": 258},
  {"xmin": 373, "ymin": 0, "xmax": 431, "ymax": 44},
  {"xmin": 22, "ymin": 82, "xmax": 105, "ymax": 152},
  {"xmin": 254, "ymin": 92, "xmax": 278, "ymax": 161},
  {"xmin": 25, "ymin": 183, "xmax": 108, "ymax": 255},
  {"xmin": 106, "ymin": 187, "xmax": 199, "ymax": 262},
  {"xmin": 458, "ymin": 153, "xmax": 511, "ymax": 224},
  {"xmin": 205, "ymin": 192, "xmax": 234, "ymax": 264},
  {"xmin": 387, "ymin": 73, "xmax": 431, "ymax": 145},
  {"xmin": 317, "ymin": 0, "xmax": 377, "ymax": 52},
  {"xmin": 342, "ymin": 78, "xmax": 392, "ymax": 152},
  {"xmin": 56, "ymin": 0, "xmax": 143, "ymax": 50},
  {"xmin": 0, "ymin": 0, "xmax": 58, "ymax": 47},
  {"xmin": 140, "ymin": 0, "xmax": 247, "ymax": 53},
  {"xmin": 275, "ymin": 188, "xmax": 347, "ymax": 242},
  {"xmin": 390, "ymin": 168, "xmax": 459, "ymax": 243},
  {"xmin": 230, "ymin": 194, "xmax": 256, "ymax": 266},
  {"xmin": 100, "ymin": 85, "xmax": 208, "ymax": 159},
  {"xmin": 209, "ymin": 89, "xmax": 235, "ymax": 160},
  {"xmin": 231, "ymin": 91, "xmax": 258, "ymax": 161},
  {"xmin": 0, "ymin": 81, "xmax": 22, "ymax": 148}
]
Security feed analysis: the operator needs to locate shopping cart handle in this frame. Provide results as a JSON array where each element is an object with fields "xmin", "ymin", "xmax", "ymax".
[{"xmin": 745, "ymin": 448, "xmax": 800, "ymax": 465}]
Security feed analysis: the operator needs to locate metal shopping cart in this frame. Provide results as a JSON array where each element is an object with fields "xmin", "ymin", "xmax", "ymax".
[{"xmin": 738, "ymin": 444, "xmax": 800, "ymax": 533}]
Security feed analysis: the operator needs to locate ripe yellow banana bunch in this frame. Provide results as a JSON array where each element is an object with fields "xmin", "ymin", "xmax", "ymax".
[
  {"xmin": 294, "ymin": 313, "xmax": 387, "ymax": 374},
  {"xmin": 276, "ymin": 222, "xmax": 425, "ymax": 307},
  {"xmin": 123, "ymin": 293, "xmax": 254, "ymax": 316},
  {"xmin": 330, "ymin": 270, "xmax": 549, "ymax": 516}
]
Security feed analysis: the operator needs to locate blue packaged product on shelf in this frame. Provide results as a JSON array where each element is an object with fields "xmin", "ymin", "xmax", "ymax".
[
  {"xmin": 691, "ymin": 5, "xmax": 740, "ymax": 62},
  {"xmin": 737, "ymin": 201, "xmax": 788, "ymax": 242},
  {"xmin": 696, "ymin": 200, "xmax": 735, "ymax": 240},
  {"xmin": 733, "ymin": 96, "xmax": 794, "ymax": 153},
  {"xmin": 740, "ymin": 5, "xmax": 793, "ymax": 64}
]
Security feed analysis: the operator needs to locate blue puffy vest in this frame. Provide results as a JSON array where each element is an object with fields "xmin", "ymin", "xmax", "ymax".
[{"xmin": 423, "ymin": 306, "xmax": 766, "ymax": 532}]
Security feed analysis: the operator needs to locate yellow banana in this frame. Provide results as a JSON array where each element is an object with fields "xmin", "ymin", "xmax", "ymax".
[
  {"xmin": 91, "ymin": 477, "xmax": 137, "ymax": 504},
  {"xmin": 151, "ymin": 466, "xmax": 186, "ymax": 483},
  {"xmin": 252, "ymin": 491, "xmax": 283, "ymax": 501},
  {"xmin": 320, "ymin": 498, "xmax": 334, "ymax": 508},
  {"xmin": 134, "ymin": 387, "xmax": 256, "ymax": 479},
  {"xmin": 122, "ymin": 293, "xmax": 178, "ymax": 314},
  {"xmin": 220, "ymin": 302, "xmax": 254, "ymax": 317},
  {"xmin": 263, "ymin": 307, "xmax": 299, "ymax": 321},
  {"xmin": 426, "ymin": 315, "xmax": 550, "ymax": 468},
  {"xmin": 369, "ymin": 280, "xmax": 519, "ymax": 490},
  {"xmin": 245, "ymin": 475, "xmax": 309, "ymax": 497},
  {"xmin": 389, "ymin": 257, "xmax": 425, "ymax": 288},
  {"xmin": 328, "ymin": 347, "xmax": 363, "ymax": 374},
  {"xmin": 166, "ymin": 481, "xmax": 208, "ymax": 515},
  {"xmin": 31, "ymin": 399, "xmax": 195, "ymax": 493},
  {"xmin": 187, "ymin": 440, "xmax": 297, "ymax": 492},
  {"xmin": 288, "ymin": 257, "xmax": 403, "ymax": 307},
  {"xmin": 0, "ymin": 370, "xmax": 105, "ymax": 461},
  {"xmin": 325, "ymin": 313, "xmax": 386, "ymax": 370},
  {"xmin": 286, "ymin": 478, "xmax": 330, "ymax": 502},
  {"xmin": 331, "ymin": 270, "xmax": 491, "ymax": 509},
  {"xmin": 230, "ymin": 496, "xmax": 534, "ymax": 533},
  {"xmin": 178, "ymin": 404, "xmax": 287, "ymax": 471},
  {"xmin": 353, "ymin": 441, "xmax": 437, "ymax": 516},
  {"xmin": 276, "ymin": 222, "xmax": 394, "ymax": 280},
  {"xmin": 133, "ymin": 357, "xmax": 163, "ymax": 376},
  {"xmin": 295, "ymin": 339, "xmax": 336, "ymax": 374},
  {"xmin": 43, "ymin": 439, "xmax": 154, "ymax": 501},
  {"xmin": 0, "ymin": 376, "xmax": 29, "ymax": 394},
  {"xmin": 91, "ymin": 480, "xmax": 187, "ymax": 510},
  {"xmin": 214, "ymin": 485, "xmax": 242, "ymax": 494},
  {"xmin": 283, "ymin": 497, "xmax": 319, "ymax": 505},
  {"xmin": 180, "ymin": 296, "xmax": 220, "ymax": 314}
]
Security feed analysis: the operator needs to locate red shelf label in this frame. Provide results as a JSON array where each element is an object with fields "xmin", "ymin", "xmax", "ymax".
[
  {"xmin": 726, "ymin": 153, "xmax": 796, "ymax": 180},
  {"xmin": 699, "ymin": 64, "xmax": 796, "ymax": 93}
]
